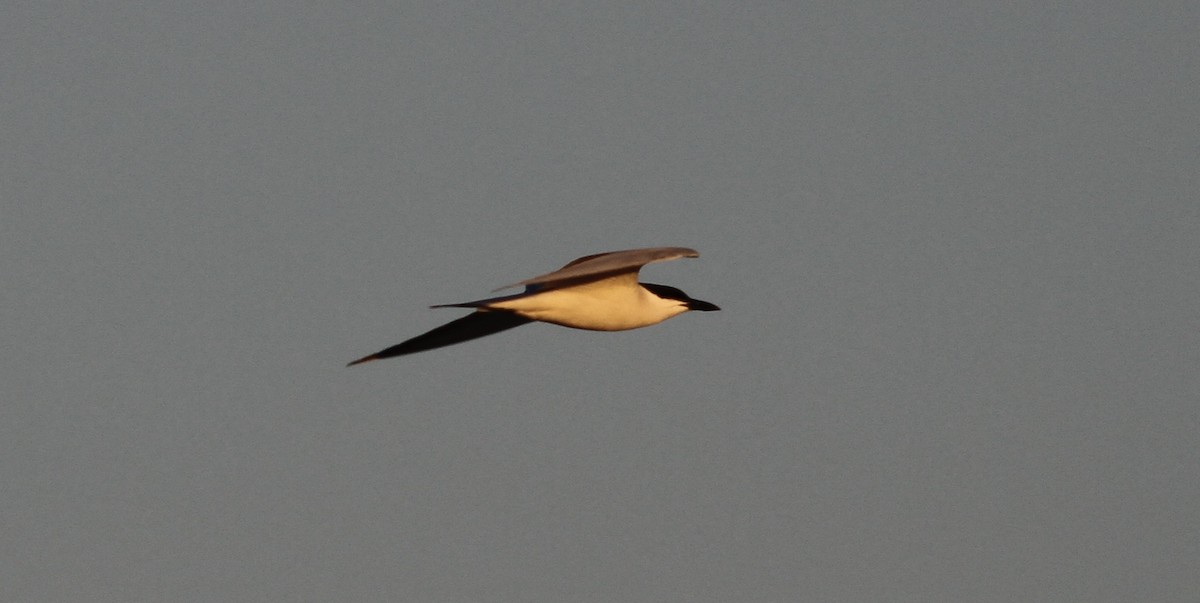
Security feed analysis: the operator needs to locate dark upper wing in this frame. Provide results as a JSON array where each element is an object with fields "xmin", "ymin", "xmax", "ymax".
[
  {"xmin": 493, "ymin": 246, "xmax": 699, "ymax": 291},
  {"xmin": 346, "ymin": 311, "xmax": 532, "ymax": 366}
]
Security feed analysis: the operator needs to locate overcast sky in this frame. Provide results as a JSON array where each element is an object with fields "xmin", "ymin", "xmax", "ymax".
[{"xmin": 3, "ymin": 2, "xmax": 1198, "ymax": 601}]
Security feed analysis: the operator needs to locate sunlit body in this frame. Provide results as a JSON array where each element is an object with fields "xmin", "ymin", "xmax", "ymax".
[{"xmin": 348, "ymin": 247, "xmax": 718, "ymax": 365}]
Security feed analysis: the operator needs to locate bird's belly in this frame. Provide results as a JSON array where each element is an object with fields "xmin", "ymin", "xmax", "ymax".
[{"xmin": 485, "ymin": 289, "xmax": 663, "ymax": 331}]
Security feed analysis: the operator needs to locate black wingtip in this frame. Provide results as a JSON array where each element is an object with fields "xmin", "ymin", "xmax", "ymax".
[
  {"xmin": 346, "ymin": 354, "xmax": 378, "ymax": 367},
  {"xmin": 345, "ymin": 311, "xmax": 534, "ymax": 366}
]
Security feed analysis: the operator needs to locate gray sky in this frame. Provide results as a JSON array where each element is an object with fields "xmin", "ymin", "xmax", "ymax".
[{"xmin": 3, "ymin": 2, "xmax": 1198, "ymax": 601}]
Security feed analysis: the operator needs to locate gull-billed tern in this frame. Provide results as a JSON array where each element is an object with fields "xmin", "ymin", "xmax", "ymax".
[{"xmin": 347, "ymin": 246, "xmax": 719, "ymax": 365}]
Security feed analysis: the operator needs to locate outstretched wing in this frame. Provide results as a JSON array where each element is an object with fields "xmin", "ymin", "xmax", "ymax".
[
  {"xmin": 347, "ymin": 311, "xmax": 532, "ymax": 365},
  {"xmin": 494, "ymin": 246, "xmax": 699, "ymax": 291}
]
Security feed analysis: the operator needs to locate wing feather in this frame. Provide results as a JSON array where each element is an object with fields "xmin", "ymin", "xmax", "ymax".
[
  {"xmin": 494, "ymin": 246, "xmax": 698, "ymax": 291},
  {"xmin": 346, "ymin": 311, "xmax": 532, "ymax": 365}
]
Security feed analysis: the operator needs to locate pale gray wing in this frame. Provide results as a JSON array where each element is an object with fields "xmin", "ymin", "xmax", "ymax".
[{"xmin": 494, "ymin": 247, "xmax": 699, "ymax": 291}]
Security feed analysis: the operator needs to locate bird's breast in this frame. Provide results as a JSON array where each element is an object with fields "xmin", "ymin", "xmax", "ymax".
[{"xmin": 482, "ymin": 286, "xmax": 673, "ymax": 331}]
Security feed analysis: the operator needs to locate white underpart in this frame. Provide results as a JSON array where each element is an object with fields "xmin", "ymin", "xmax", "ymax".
[{"xmin": 483, "ymin": 272, "xmax": 689, "ymax": 331}]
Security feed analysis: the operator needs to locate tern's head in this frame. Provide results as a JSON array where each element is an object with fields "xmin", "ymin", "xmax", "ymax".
[{"xmin": 641, "ymin": 283, "xmax": 721, "ymax": 314}]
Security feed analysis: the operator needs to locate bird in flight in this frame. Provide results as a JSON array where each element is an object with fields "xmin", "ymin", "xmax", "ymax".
[{"xmin": 347, "ymin": 246, "xmax": 719, "ymax": 365}]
